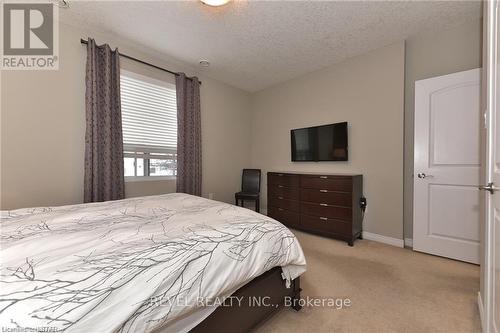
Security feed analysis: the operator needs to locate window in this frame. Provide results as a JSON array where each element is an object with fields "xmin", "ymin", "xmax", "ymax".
[{"xmin": 120, "ymin": 70, "xmax": 177, "ymax": 179}]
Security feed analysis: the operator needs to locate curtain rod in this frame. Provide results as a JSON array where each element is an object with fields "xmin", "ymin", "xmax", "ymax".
[{"xmin": 80, "ymin": 38, "xmax": 201, "ymax": 85}]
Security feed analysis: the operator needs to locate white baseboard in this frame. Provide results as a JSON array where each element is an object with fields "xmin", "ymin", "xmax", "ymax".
[
  {"xmin": 362, "ymin": 231, "xmax": 404, "ymax": 248},
  {"xmin": 478, "ymin": 292, "xmax": 485, "ymax": 332},
  {"xmin": 404, "ymin": 238, "xmax": 413, "ymax": 247}
]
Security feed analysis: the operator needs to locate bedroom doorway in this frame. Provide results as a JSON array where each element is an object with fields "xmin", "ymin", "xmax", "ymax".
[{"xmin": 413, "ymin": 68, "xmax": 481, "ymax": 264}]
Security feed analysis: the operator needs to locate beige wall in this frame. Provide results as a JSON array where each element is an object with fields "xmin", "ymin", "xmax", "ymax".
[
  {"xmin": 250, "ymin": 42, "xmax": 405, "ymax": 239},
  {"xmin": 1, "ymin": 18, "xmax": 482, "ymax": 244},
  {"xmin": 0, "ymin": 22, "xmax": 251, "ymax": 210},
  {"xmin": 403, "ymin": 19, "xmax": 483, "ymax": 239}
]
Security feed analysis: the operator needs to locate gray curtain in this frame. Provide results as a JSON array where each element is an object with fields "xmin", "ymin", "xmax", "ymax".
[
  {"xmin": 84, "ymin": 38, "xmax": 125, "ymax": 203},
  {"xmin": 176, "ymin": 73, "xmax": 202, "ymax": 196}
]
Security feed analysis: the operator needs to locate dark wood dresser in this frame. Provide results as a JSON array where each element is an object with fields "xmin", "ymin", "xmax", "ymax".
[{"xmin": 267, "ymin": 172, "xmax": 363, "ymax": 246}]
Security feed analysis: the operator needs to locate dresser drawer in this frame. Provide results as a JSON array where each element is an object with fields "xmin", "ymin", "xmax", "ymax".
[
  {"xmin": 300, "ymin": 202, "xmax": 352, "ymax": 221},
  {"xmin": 268, "ymin": 184, "xmax": 300, "ymax": 200},
  {"xmin": 268, "ymin": 206, "xmax": 300, "ymax": 228},
  {"xmin": 301, "ymin": 188, "xmax": 352, "ymax": 206},
  {"xmin": 300, "ymin": 214, "xmax": 352, "ymax": 236},
  {"xmin": 268, "ymin": 196, "xmax": 300, "ymax": 212},
  {"xmin": 268, "ymin": 173, "xmax": 300, "ymax": 187},
  {"xmin": 300, "ymin": 175, "xmax": 352, "ymax": 192}
]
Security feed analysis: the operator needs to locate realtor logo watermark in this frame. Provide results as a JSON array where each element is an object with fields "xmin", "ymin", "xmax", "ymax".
[{"xmin": 1, "ymin": 1, "xmax": 59, "ymax": 70}]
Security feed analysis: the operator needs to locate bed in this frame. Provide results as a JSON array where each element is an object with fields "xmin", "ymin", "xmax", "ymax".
[{"xmin": 0, "ymin": 193, "xmax": 306, "ymax": 332}]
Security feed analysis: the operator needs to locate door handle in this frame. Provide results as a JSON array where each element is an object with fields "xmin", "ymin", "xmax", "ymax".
[
  {"xmin": 417, "ymin": 173, "xmax": 433, "ymax": 179},
  {"xmin": 479, "ymin": 182, "xmax": 498, "ymax": 194}
]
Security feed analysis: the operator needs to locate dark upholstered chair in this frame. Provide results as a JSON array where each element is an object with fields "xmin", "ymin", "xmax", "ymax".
[{"xmin": 235, "ymin": 169, "xmax": 261, "ymax": 212}]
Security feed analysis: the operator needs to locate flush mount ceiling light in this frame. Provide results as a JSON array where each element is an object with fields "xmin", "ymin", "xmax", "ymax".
[
  {"xmin": 200, "ymin": 0, "xmax": 231, "ymax": 7},
  {"xmin": 51, "ymin": 0, "xmax": 69, "ymax": 8}
]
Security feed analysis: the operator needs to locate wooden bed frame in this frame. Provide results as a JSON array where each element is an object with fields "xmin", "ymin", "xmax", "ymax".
[{"xmin": 190, "ymin": 267, "xmax": 302, "ymax": 333}]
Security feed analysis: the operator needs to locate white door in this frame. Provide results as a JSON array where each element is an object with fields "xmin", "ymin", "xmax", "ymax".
[
  {"xmin": 413, "ymin": 69, "xmax": 481, "ymax": 264},
  {"xmin": 483, "ymin": 0, "xmax": 499, "ymax": 331},
  {"xmin": 494, "ymin": 1, "xmax": 500, "ymax": 330}
]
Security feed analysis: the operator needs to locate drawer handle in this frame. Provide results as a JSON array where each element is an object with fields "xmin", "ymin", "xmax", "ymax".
[
  {"xmin": 278, "ymin": 208, "xmax": 284, "ymax": 211},
  {"xmin": 319, "ymin": 176, "xmax": 328, "ymax": 179},
  {"xmin": 278, "ymin": 185, "xmax": 284, "ymax": 188},
  {"xmin": 278, "ymin": 174, "xmax": 284, "ymax": 177},
  {"xmin": 319, "ymin": 189, "xmax": 328, "ymax": 193},
  {"xmin": 320, "ymin": 203, "xmax": 329, "ymax": 206},
  {"xmin": 278, "ymin": 196, "xmax": 284, "ymax": 200},
  {"xmin": 319, "ymin": 217, "xmax": 328, "ymax": 221}
]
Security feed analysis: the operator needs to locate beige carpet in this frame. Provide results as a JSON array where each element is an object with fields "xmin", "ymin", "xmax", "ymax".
[{"xmin": 254, "ymin": 230, "xmax": 481, "ymax": 333}]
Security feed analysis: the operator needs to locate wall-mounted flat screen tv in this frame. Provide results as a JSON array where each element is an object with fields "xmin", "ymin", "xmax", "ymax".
[{"xmin": 291, "ymin": 122, "xmax": 348, "ymax": 161}]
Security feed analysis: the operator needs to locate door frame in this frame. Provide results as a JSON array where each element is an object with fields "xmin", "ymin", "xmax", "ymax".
[{"xmin": 481, "ymin": 0, "xmax": 498, "ymax": 331}]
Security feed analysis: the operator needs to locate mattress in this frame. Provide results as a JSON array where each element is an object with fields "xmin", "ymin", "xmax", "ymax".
[{"xmin": 0, "ymin": 193, "xmax": 306, "ymax": 333}]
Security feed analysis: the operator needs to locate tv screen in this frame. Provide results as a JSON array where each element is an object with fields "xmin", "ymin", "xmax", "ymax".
[{"xmin": 291, "ymin": 122, "xmax": 348, "ymax": 161}]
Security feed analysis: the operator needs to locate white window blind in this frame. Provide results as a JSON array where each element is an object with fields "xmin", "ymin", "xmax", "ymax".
[{"xmin": 120, "ymin": 70, "xmax": 177, "ymax": 155}]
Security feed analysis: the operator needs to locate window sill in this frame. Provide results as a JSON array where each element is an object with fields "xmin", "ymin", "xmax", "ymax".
[{"xmin": 125, "ymin": 176, "xmax": 176, "ymax": 183}]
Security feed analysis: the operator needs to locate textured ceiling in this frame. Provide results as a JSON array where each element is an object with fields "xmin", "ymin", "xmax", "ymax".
[{"xmin": 60, "ymin": 1, "xmax": 482, "ymax": 92}]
